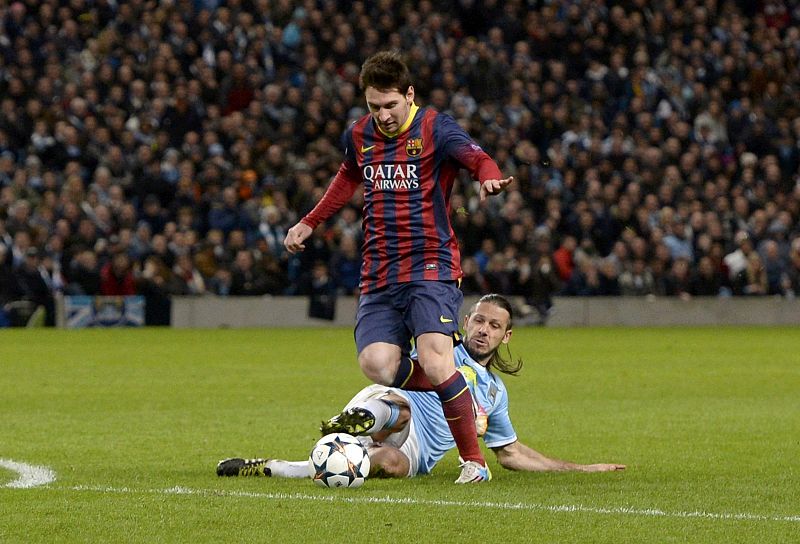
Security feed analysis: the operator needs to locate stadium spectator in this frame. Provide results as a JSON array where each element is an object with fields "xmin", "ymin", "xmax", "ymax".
[
  {"xmin": 597, "ymin": 258, "xmax": 622, "ymax": 296},
  {"xmin": 139, "ymin": 194, "xmax": 170, "ymax": 235},
  {"xmin": 208, "ymin": 268, "xmax": 233, "ymax": 297},
  {"xmin": 561, "ymin": 253, "xmax": 601, "ymax": 297},
  {"xmin": 14, "ymin": 247, "xmax": 55, "ymax": 325},
  {"xmin": 256, "ymin": 205, "xmax": 288, "ymax": 261},
  {"xmin": 689, "ymin": 256, "xmax": 726, "ymax": 297},
  {"xmin": 99, "ymin": 252, "xmax": 136, "ymax": 296},
  {"xmin": 663, "ymin": 258, "xmax": 694, "ymax": 300},
  {"xmin": 663, "ymin": 218, "xmax": 694, "ymax": 262},
  {"xmin": 787, "ymin": 238, "xmax": 800, "ymax": 297},
  {"xmin": 759, "ymin": 239, "xmax": 789, "ymax": 295},
  {"xmin": 460, "ymin": 256, "xmax": 488, "ymax": 296},
  {"xmin": 208, "ymin": 186, "xmax": 248, "ymax": 237},
  {"xmin": 306, "ymin": 260, "xmax": 337, "ymax": 321},
  {"xmin": 484, "ymin": 253, "xmax": 515, "ymax": 295},
  {"xmin": 66, "ymin": 249, "xmax": 101, "ymax": 296},
  {"xmin": 173, "ymin": 253, "xmax": 207, "ymax": 296},
  {"xmin": 724, "ymin": 231, "xmax": 757, "ymax": 283},
  {"xmin": 0, "ymin": 243, "xmax": 17, "ymax": 326},
  {"xmin": 136, "ymin": 255, "xmax": 184, "ymax": 326},
  {"xmin": 733, "ymin": 253, "xmax": 769, "ymax": 296},
  {"xmin": 229, "ymin": 249, "xmax": 269, "ymax": 296},
  {"xmin": 619, "ymin": 259, "xmax": 656, "ymax": 297},
  {"xmin": 328, "ymin": 232, "xmax": 361, "ymax": 296},
  {"xmin": 520, "ymin": 252, "xmax": 561, "ymax": 324},
  {"xmin": 552, "ymin": 235, "xmax": 578, "ymax": 282}
]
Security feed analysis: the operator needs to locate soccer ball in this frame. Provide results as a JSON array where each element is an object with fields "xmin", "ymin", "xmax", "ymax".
[{"xmin": 309, "ymin": 433, "xmax": 370, "ymax": 488}]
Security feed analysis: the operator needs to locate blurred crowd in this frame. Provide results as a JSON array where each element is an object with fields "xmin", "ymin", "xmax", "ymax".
[{"xmin": 1, "ymin": 0, "xmax": 799, "ymax": 326}]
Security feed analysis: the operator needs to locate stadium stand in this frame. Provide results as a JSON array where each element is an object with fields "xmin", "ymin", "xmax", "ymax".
[{"xmin": 0, "ymin": 0, "xmax": 798, "ymax": 326}]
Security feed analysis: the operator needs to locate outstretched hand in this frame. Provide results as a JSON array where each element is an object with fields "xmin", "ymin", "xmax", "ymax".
[
  {"xmin": 480, "ymin": 176, "xmax": 514, "ymax": 201},
  {"xmin": 284, "ymin": 222, "xmax": 313, "ymax": 254}
]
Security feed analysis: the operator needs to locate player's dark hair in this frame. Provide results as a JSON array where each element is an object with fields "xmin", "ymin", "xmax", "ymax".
[
  {"xmin": 359, "ymin": 51, "xmax": 413, "ymax": 93},
  {"xmin": 471, "ymin": 294, "xmax": 523, "ymax": 376}
]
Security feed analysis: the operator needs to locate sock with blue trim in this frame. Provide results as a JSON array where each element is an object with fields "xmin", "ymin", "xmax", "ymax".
[{"xmin": 356, "ymin": 398, "xmax": 400, "ymax": 432}]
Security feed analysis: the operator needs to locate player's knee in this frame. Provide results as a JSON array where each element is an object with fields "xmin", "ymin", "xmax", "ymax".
[
  {"xmin": 367, "ymin": 446, "xmax": 410, "ymax": 479},
  {"xmin": 415, "ymin": 333, "xmax": 453, "ymax": 361},
  {"xmin": 414, "ymin": 334, "xmax": 455, "ymax": 382},
  {"xmin": 390, "ymin": 405, "xmax": 411, "ymax": 433},
  {"xmin": 358, "ymin": 346, "xmax": 399, "ymax": 385}
]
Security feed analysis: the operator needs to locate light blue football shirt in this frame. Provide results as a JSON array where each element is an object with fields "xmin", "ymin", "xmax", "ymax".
[{"xmin": 399, "ymin": 343, "xmax": 517, "ymax": 474}]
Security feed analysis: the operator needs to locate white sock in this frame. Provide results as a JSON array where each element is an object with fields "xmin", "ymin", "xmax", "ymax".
[
  {"xmin": 266, "ymin": 460, "xmax": 312, "ymax": 478},
  {"xmin": 358, "ymin": 399, "xmax": 397, "ymax": 432}
]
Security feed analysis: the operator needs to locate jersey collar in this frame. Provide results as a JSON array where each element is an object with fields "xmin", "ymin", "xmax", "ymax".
[{"xmin": 376, "ymin": 103, "xmax": 419, "ymax": 138}]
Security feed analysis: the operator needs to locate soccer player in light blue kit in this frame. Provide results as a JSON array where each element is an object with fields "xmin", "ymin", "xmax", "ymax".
[{"xmin": 217, "ymin": 295, "xmax": 625, "ymax": 478}]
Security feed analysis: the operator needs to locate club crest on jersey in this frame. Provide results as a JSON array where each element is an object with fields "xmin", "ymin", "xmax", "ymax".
[{"xmin": 405, "ymin": 137, "xmax": 423, "ymax": 156}]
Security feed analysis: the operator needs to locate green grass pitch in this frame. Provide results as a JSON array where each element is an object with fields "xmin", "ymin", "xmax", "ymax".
[{"xmin": 1, "ymin": 326, "xmax": 799, "ymax": 543}]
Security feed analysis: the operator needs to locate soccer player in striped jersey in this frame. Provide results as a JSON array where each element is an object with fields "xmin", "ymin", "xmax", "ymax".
[
  {"xmin": 217, "ymin": 295, "xmax": 626, "ymax": 480},
  {"xmin": 284, "ymin": 51, "xmax": 513, "ymax": 483}
]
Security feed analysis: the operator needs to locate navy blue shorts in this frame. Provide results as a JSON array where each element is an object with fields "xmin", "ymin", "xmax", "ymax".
[{"xmin": 354, "ymin": 281, "xmax": 463, "ymax": 354}]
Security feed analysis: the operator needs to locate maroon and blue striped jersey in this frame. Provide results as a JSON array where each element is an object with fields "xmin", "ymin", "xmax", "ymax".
[{"xmin": 302, "ymin": 106, "xmax": 502, "ymax": 294}]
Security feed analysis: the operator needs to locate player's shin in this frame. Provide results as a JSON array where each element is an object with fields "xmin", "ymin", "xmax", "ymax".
[
  {"xmin": 266, "ymin": 460, "xmax": 313, "ymax": 478},
  {"xmin": 361, "ymin": 399, "xmax": 400, "ymax": 431},
  {"xmin": 435, "ymin": 372, "xmax": 486, "ymax": 467}
]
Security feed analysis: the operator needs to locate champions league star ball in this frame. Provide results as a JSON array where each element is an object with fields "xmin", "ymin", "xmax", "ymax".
[{"xmin": 309, "ymin": 433, "xmax": 370, "ymax": 488}]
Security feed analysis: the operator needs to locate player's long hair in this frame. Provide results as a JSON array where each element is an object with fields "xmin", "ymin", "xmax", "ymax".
[
  {"xmin": 359, "ymin": 50, "xmax": 412, "ymax": 93},
  {"xmin": 475, "ymin": 294, "xmax": 524, "ymax": 376}
]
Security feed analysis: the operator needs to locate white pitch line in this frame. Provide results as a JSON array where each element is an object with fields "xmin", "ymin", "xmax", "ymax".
[
  {"xmin": 65, "ymin": 484, "xmax": 800, "ymax": 524},
  {"xmin": 0, "ymin": 459, "xmax": 56, "ymax": 489}
]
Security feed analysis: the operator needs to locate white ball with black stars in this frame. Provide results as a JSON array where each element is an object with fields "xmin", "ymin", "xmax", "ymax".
[{"xmin": 309, "ymin": 433, "xmax": 370, "ymax": 488}]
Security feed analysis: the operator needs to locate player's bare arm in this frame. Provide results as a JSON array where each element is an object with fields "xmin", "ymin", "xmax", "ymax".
[
  {"xmin": 480, "ymin": 176, "xmax": 514, "ymax": 201},
  {"xmin": 284, "ymin": 222, "xmax": 313, "ymax": 254},
  {"xmin": 492, "ymin": 440, "xmax": 626, "ymax": 473}
]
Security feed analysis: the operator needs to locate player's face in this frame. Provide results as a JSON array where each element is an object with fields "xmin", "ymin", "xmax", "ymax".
[
  {"xmin": 364, "ymin": 86, "xmax": 414, "ymax": 134},
  {"xmin": 463, "ymin": 302, "xmax": 512, "ymax": 365}
]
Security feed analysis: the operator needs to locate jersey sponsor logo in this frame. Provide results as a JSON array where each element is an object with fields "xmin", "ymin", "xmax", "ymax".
[
  {"xmin": 405, "ymin": 137, "xmax": 423, "ymax": 156},
  {"xmin": 369, "ymin": 178, "xmax": 420, "ymax": 190},
  {"xmin": 362, "ymin": 163, "xmax": 420, "ymax": 191},
  {"xmin": 439, "ymin": 315, "xmax": 453, "ymax": 323},
  {"xmin": 360, "ymin": 144, "xmax": 376, "ymax": 153}
]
